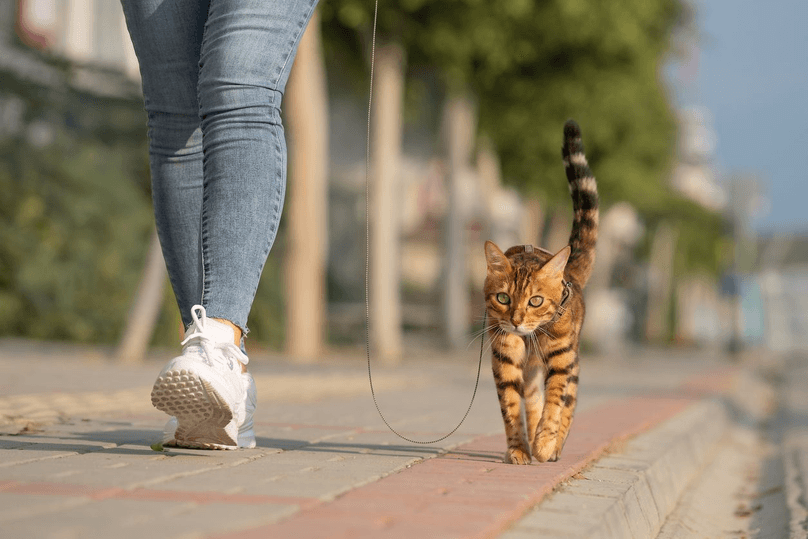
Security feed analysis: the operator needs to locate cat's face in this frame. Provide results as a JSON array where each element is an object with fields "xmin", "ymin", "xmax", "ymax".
[{"xmin": 483, "ymin": 241, "xmax": 570, "ymax": 337}]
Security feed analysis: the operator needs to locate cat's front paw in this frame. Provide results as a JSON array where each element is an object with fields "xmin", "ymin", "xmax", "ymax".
[
  {"xmin": 505, "ymin": 447, "xmax": 532, "ymax": 465},
  {"xmin": 532, "ymin": 440, "xmax": 559, "ymax": 463}
]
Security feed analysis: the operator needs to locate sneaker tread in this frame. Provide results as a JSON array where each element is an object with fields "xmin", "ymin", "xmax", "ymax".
[{"xmin": 151, "ymin": 368, "xmax": 238, "ymax": 448}]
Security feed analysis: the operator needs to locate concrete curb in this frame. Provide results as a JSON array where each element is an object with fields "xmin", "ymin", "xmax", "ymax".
[
  {"xmin": 503, "ymin": 398, "xmax": 730, "ymax": 538},
  {"xmin": 783, "ymin": 360, "xmax": 808, "ymax": 538}
]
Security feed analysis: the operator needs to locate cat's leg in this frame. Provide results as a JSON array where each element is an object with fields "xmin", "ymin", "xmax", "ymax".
[
  {"xmin": 491, "ymin": 332, "xmax": 530, "ymax": 464},
  {"xmin": 533, "ymin": 342, "xmax": 577, "ymax": 462},
  {"xmin": 551, "ymin": 354, "xmax": 579, "ymax": 461},
  {"xmin": 522, "ymin": 355, "xmax": 544, "ymax": 452}
]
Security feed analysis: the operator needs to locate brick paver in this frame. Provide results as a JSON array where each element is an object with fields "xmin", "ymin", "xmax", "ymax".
[
  {"xmin": 0, "ymin": 343, "xmax": 737, "ymax": 538},
  {"xmin": 229, "ymin": 391, "xmax": 723, "ymax": 538}
]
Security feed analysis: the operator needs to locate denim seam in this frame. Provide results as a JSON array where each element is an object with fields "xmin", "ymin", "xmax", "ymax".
[
  {"xmin": 197, "ymin": 0, "xmax": 211, "ymax": 310},
  {"xmin": 273, "ymin": 0, "xmax": 318, "ymax": 94},
  {"xmin": 152, "ymin": 216, "xmax": 187, "ymax": 324},
  {"xmin": 196, "ymin": 0, "xmax": 213, "ymax": 113},
  {"xmin": 239, "ymin": 119, "xmax": 285, "ymax": 338},
  {"xmin": 199, "ymin": 189, "xmax": 210, "ymax": 308}
]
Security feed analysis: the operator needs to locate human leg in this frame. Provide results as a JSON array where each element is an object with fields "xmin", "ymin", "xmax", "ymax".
[
  {"xmin": 121, "ymin": 0, "xmax": 210, "ymax": 329},
  {"xmin": 195, "ymin": 0, "xmax": 318, "ymax": 339},
  {"xmin": 122, "ymin": 0, "xmax": 317, "ymax": 449},
  {"xmin": 121, "ymin": 0, "xmax": 251, "ymax": 448}
]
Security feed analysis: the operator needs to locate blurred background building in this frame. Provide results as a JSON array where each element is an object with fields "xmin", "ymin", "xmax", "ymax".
[{"xmin": 16, "ymin": 0, "xmax": 137, "ymax": 75}]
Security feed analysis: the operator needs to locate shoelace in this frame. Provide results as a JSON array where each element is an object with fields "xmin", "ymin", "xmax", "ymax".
[{"xmin": 181, "ymin": 305, "xmax": 248, "ymax": 369}]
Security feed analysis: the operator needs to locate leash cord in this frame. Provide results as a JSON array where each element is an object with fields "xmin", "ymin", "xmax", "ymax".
[{"xmin": 364, "ymin": 0, "xmax": 485, "ymax": 445}]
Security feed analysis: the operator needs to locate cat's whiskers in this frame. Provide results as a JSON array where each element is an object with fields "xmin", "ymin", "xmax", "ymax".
[
  {"xmin": 479, "ymin": 326, "xmax": 506, "ymax": 359},
  {"xmin": 531, "ymin": 331, "xmax": 547, "ymax": 362},
  {"xmin": 526, "ymin": 331, "xmax": 537, "ymax": 356},
  {"xmin": 470, "ymin": 320, "xmax": 498, "ymax": 339},
  {"xmin": 536, "ymin": 324, "xmax": 555, "ymax": 339},
  {"xmin": 468, "ymin": 322, "xmax": 499, "ymax": 351},
  {"xmin": 480, "ymin": 338, "xmax": 495, "ymax": 359}
]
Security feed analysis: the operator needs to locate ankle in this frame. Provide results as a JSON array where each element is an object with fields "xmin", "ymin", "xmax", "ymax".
[
  {"xmin": 212, "ymin": 318, "xmax": 242, "ymax": 347},
  {"xmin": 211, "ymin": 318, "xmax": 248, "ymax": 373}
]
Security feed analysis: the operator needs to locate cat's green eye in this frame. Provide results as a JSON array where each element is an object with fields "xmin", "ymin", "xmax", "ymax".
[
  {"xmin": 528, "ymin": 295, "xmax": 544, "ymax": 308},
  {"xmin": 496, "ymin": 292, "xmax": 510, "ymax": 305}
]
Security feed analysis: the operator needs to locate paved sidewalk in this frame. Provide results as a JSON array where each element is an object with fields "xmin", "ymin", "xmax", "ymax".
[{"xmin": 0, "ymin": 340, "xmax": 739, "ymax": 538}]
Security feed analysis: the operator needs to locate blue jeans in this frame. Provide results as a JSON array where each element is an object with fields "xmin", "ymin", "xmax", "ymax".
[{"xmin": 121, "ymin": 0, "xmax": 318, "ymax": 335}]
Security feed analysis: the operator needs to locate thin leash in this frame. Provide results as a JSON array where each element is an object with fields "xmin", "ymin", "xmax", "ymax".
[{"xmin": 364, "ymin": 0, "xmax": 485, "ymax": 445}]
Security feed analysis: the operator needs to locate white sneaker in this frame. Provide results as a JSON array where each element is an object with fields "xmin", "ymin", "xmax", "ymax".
[
  {"xmin": 161, "ymin": 370, "xmax": 257, "ymax": 449},
  {"xmin": 237, "ymin": 372, "xmax": 257, "ymax": 448},
  {"xmin": 151, "ymin": 305, "xmax": 251, "ymax": 450}
]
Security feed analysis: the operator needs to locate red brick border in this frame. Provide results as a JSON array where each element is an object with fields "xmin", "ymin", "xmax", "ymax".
[{"xmin": 218, "ymin": 368, "xmax": 736, "ymax": 539}]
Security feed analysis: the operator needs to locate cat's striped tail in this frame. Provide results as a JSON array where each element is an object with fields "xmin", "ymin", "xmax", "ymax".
[{"xmin": 562, "ymin": 120, "xmax": 599, "ymax": 287}]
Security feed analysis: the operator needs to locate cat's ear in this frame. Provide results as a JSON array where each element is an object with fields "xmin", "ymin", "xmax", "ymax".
[
  {"xmin": 541, "ymin": 245, "xmax": 571, "ymax": 278},
  {"xmin": 484, "ymin": 241, "xmax": 511, "ymax": 275}
]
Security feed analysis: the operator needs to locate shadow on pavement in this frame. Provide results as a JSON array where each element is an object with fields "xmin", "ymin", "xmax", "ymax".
[{"xmin": 1, "ymin": 428, "xmax": 447, "ymax": 459}]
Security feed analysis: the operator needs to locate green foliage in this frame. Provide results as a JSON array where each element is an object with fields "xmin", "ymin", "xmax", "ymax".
[
  {"xmin": 322, "ymin": 0, "xmax": 685, "ymax": 206},
  {"xmin": 323, "ymin": 0, "xmax": 725, "ymax": 277},
  {"xmin": 1, "ymin": 0, "xmax": 722, "ymax": 347},
  {"xmin": 0, "ymin": 44, "xmax": 162, "ymax": 343},
  {"xmin": 244, "ymin": 229, "xmax": 287, "ymax": 349},
  {"xmin": 637, "ymin": 203, "xmax": 728, "ymax": 281},
  {"xmin": 430, "ymin": 0, "xmax": 683, "ymax": 210},
  {"xmin": 652, "ymin": 198, "xmax": 728, "ymax": 278},
  {"xmin": 0, "ymin": 134, "xmax": 152, "ymax": 341},
  {"xmin": 0, "ymin": 46, "xmax": 289, "ymax": 348}
]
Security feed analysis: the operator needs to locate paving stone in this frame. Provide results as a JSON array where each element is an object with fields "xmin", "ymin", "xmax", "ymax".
[
  {"xmin": 0, "ymin": 349, "xmax": 740, "ymax": 538},
  {"xmin": 507, "ymin": 396, "xmax": 732, "ymax": 538},
  {"xmin": 619, "ymin": 479, "xmax": 653, "ymax": 538},
  {"xmin": 1, "ymin": 444, "xmax": 264, "ymax": 488},
  {"xmin": 0, "ymin": 491, "xmax": 88, "ymax": 522},
  {"xmin": 629, "ymin": 471, "xmax": 662, "ymax": 528},
  {"xmin": 581, "ymin": 466, "xmax": 643, "ymax": 486},
  {"xmin": 0, "ymin": 436, "xmax": 121, "ymax": 468},
  {"xmin": 599, "ymin": 501, "xmax": 634, "ymax": 539},
  {"xmin": 1, "ymin": 497, "xmax": 296, "ymax": 539},
  {"xmin": 511, "ymin": 509, "xmax": 595, "ymax": 535},
  {"xmin": 163, "ymin": 432, "xmax": 433, "ymax": 499},
  {"xmin": 537, "ymin": 491, "xmax": 618, "ymax": 515},
  {"xmin": 0, "ymin": 438, "xmax": 34, "ymax": 450},
  {"xmin": 252, "ymin": 424, "xmax": 359, "ymax": 449}
]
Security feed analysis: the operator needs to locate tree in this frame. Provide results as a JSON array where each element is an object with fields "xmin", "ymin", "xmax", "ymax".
[
  {"xmin": 323, "ymin": 0, "xmax": 700, "ymax": 212},
  {"xmin": 321, "ymin": 3, "xmax": 415, "ymax": 360},
  {"xmin": 321, "ymin": 0, "xmax": 723, "ymax": 352},
  {"xmin": 368, "ymin": 41, "xmax": 407, "ymax": 361},
  {"xmin": 0, "ymin": 28, "xmax": 155, "ymax": 345},
  {"xmin": 284, "ymin": 9, "xmax": 330, "ymax": 361},
  {"xmin": 115, "ymin": 228, "xmax": 167, "ymax": 362}
]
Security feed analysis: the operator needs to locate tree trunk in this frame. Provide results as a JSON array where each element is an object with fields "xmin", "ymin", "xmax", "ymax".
[
  {"xmin": 115, "ymin": 227, "xmax": 167, "ymax": 363},
  {"xmin": 542, "ymin": 209, "xmax": 571, "ymax": 254},
  {"xmin": 61, "ymin": 0, "xmax": 94, "ymax": 62},
  {"xmin": 369, "ymin": 42, "xmax": 406, "ymax": 363},
  {"xmin": 284, "ymin": 8, "xmax": 328, "ymax": 361},
  {"xmin": 442, "ymin": 95, "xmax": 476, "ymax": 351},
  {"xmin": 646, "ymin": 222, "xmax": 678, "ymax": 342},
  {"xmin": 521, "ymin": 199, "xmax": 544, "ymax": 247}
]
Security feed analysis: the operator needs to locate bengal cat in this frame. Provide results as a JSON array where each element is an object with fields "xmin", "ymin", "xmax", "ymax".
[{"xmin": 484, "ymin": 120, "xmax": 598, "ymax": 464}]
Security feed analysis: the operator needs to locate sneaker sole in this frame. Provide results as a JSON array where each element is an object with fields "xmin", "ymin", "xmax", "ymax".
[{"xmin": 151, "ymin": 368, "xmax": 238, "ymax": 450}]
